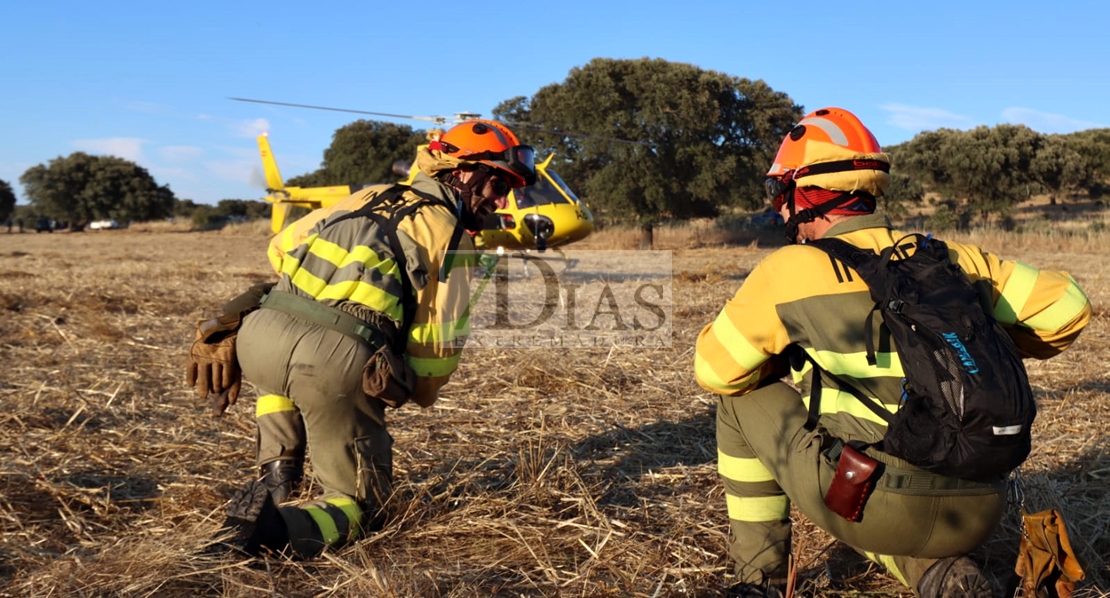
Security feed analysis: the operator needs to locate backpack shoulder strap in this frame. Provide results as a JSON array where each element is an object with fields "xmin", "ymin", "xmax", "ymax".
[
  {"xmin": 805, "ymin": 237, "xmax": 877, "ymax": 273},
  {"xmin": 321, "ymin": 184, "xmax": 450, "ymax": 352}
]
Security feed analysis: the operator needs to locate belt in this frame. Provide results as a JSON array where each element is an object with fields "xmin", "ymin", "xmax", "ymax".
[
  {"xmin": 259, "ymin": 290, "xmax": 391, "ymax": 348},
  {"xmin": 824, "ymin": 439, "xmax": 1005, "ymax": 493}
]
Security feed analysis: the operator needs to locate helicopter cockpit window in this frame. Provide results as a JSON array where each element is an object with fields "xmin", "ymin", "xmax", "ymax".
[
  {"xmin": 545, "ymin": 170, "xmax": 580, "ymax": 203},
  {"xmin": 515, "ymin": 171, "xmax": 571, "ymax": 208}
]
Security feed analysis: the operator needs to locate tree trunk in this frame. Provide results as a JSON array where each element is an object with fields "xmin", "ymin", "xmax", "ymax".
[{"xmin": 638, "ymin": 223, "xmax": 654, "ymax": 250}]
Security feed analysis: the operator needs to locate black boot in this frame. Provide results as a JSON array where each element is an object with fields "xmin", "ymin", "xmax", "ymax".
[
  {"xmin": 917, "ymin": 556, "xmax": 994, "ymax": 598},
  {"xmin": 260, "ymin": 458, "xmax": 303, "ymax": 504},
  {"xmin": 211, "ymin": 480, "xmax": 289, "ymax": 556}
]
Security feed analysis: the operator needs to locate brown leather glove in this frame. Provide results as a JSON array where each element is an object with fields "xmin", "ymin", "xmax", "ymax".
[
  {"xmin": 1009, "ymin": 508, "xmax": 1086, "ymax": 598},
  {"xmin": 185, "ymin": 314, "xmax": 242, "ymax": 415}
]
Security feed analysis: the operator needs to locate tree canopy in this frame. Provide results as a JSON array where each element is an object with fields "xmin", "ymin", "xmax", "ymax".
[
  {"xmin": 19, "ymin": 152, "xmax": 175, "ymax": 223},
  {"xmin": 492, "ymin": 57, "xmax": 801, "ymax": 244},
  {"xmin": 0, "ymin": 179, "xmax": 15, "ymax": 222},
  {"xmin": 286, "ymin": 120, "xmax": 425, "ymax": 188},
  {"xmin": 888, "ymin": 125, "xmax": 1109, "ymax": 223}
]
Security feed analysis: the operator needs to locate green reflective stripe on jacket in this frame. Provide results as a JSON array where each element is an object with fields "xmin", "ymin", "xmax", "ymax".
[
  {"xmin": 1024, "ymin": 276, "xmax": 1089, "ymax": 332},
  {"xmin": 994, "ymin": 261, "xmax": 1039, "ymax": 325},
  {"xmin": 410, "ymin": 319, "xmax": 470, "ymax": 345},
  {"xmin": 805, "ymin": 347, "xmax": 904, "ymax": 379},
  {"xmin": 795, "ymin": 383, "xmax": 895, "ymax": 426},
  {"xmin": 694, "ymin": 352, "xmax": 753, "ymax": 395},
  {"xmin": 709, "ymin": 308, "xmax": 770, "ymax": 371}
]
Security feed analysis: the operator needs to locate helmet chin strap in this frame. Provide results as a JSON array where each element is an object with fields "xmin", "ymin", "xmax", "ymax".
[
  {"xmin": 782, "ymin": 187, "xmax": 855, "ymax": 244},
  {"xmin": 441, "ymin": 169, "xmax": 486, "ymax": 232}
]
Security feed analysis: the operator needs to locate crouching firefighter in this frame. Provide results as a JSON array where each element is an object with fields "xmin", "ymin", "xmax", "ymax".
[
  {"xmin": 694, "ymin": 107, "xmax": 1091, "ymax": 597},
  {"xmin": 185, "ymin": 119, "xmax": 536, "ymax": 558}
]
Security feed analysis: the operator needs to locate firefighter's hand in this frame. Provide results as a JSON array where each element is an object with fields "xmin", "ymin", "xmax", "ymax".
[{"xmin": 185, "ymin": 319, "xmax": 242, "ymax": 413}]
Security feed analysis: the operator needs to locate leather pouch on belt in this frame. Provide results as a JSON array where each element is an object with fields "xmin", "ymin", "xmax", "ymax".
[
  {"xmin": 824, "ymin": 445, "xmax": 880, "ymax": 522},
  {"xmin": 362, "ymin": 345, "xmax": 417, "ymax": 409}
]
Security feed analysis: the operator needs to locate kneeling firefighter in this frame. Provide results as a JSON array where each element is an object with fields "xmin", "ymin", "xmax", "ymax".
[{"xmin": 185, "ymin": 119, "xmax": 536, "ymax": 558}]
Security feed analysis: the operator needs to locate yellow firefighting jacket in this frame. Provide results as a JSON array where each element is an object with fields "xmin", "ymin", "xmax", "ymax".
[
  {"xmin": 695, "ymin": 214, "xmax": 1091, "ymax": 443},
  {"xmin": 267, "ymin": 172, "xmax": 476, "ymax": 407}
]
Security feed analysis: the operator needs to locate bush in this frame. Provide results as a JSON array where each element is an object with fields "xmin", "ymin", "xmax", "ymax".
[
  {"xmin": 190, "ymin": 206, "xmax": 227, "ymax": 230},
  {"xmin": 926, "ymin": 204, "xmax": 960, "ymax": 232}
]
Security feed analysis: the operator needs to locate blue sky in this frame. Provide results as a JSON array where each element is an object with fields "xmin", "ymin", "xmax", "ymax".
[{"xmin": 2, "ymin": 1, "xmax": 1107, "ymax": 205}]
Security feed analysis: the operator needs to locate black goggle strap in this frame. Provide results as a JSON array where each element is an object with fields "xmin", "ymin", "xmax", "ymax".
[{"xmin": 793, "ymin": 158, "xmax": 890, "ymax": 179}]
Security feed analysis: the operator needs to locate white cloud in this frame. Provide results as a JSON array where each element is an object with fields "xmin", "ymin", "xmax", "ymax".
[
  {"xmin": 160, "ymin": 145, "xmax": 205, "ymax": 162},
  {"xmin": 72, "ymin": 137, "xmax": 148, "ymax": 161},
  {"xmin": 1000, "ymin": 108, "xmax": 1102, "ymax": 134},
  {"xmin": 234, "ymin": 118, "xmax": 271, "ymax": 138},
  {"xmin": 879, "ymin": 103, "xmax": 976, "ymax": 132}
]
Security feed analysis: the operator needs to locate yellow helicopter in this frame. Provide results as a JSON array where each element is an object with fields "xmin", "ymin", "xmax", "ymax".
[{"xmin": 245, "ymin": 99, "xmax": 594, "ymax": 253}]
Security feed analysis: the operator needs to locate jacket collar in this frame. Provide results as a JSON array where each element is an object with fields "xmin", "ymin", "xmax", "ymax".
[{"xmin": 820, "ymin": 213, "xmax": 891, "ymax": 239}]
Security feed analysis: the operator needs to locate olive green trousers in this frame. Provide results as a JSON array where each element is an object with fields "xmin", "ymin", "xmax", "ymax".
[
  {"xmin": 237, "ymin": 308, "xmax": 393, "ymax": 511},
  {"xmin": 716, "ymin": 381, "xmax": 1006, "ymax": 591}
]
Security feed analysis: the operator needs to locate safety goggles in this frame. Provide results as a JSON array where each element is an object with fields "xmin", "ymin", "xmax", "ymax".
[{"xmin": 764, "ymin": 175, "xmax": 794, "ymax": 212}]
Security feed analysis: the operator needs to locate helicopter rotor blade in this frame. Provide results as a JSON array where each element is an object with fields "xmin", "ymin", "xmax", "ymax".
[
  {"xmin": 248, "ymin": 164, "xmax": 268, "ymax": 190},
  {"xmin": 230, "ymin": 97, "xmax": 649, "ymax": 145},
  {"xmin": 229, "ymin": 97, "xmax": 458, "ymax": 124},
  {"xmin": 507, "ymin": 122, "xmax": 648, "ymax": 146}
]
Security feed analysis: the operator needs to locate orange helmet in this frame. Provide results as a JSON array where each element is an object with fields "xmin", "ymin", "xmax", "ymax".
[
  {"xmin": 436, "ymin": 119, "xmax": 537, "ymax": 188},
  {"xmin": 766, "ymin": 107, "xmax": 890, "ymax": 198}
]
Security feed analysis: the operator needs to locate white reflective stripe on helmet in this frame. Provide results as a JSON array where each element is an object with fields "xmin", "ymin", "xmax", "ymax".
[{"xmin": 798, "ymin": 116, "xmax": 850, "ymax": 146}]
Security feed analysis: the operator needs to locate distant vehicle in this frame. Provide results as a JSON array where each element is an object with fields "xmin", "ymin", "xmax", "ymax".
[
  {"xmin": 34, "ymin": 218, "xmax": 54, "ymax": 233},
  {"xmin": 88, "ymin": 219, "xmax": 120, "ymax": 230}
]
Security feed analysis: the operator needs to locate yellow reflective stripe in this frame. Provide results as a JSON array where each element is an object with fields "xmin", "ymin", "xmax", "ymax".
[
  {"xmin": 807, "ymin": 347, "xmax": 903, "ymax": 377},
  {"xmin": 305, "ymin": 236, "xmax": 353, "ymax": 267},
  {"xmin": 303, "ymin": 505, "xmax": 341, "ymax": 545},
  {"xmin": 694, "ymin": 352, "xmax": 754, "ymax": 394},
  {"xmin": 711, "ymin": 311, "xmax": 770, "ymax": 370},
  {"xmin": 862, "ymin": 551, "xmax": 908, "ymax": 586},
  {"xmin": 1024, "ymin": 279, "xmax": 1089, "ymax": 332},
  {"xmin": 279, "ymin": 226, "xmax": 304, "ymax": 254},
  {"xmin": 289, "ymin": 263, "xmax": 329, "ymax": 297},
  {"xmin": 319, "ymin": 280, "xmax": 404, "ymax": 321},
  {"xmin": 324, "ymin": 497, "xmax": 363, "ymax": 540},
  {"xmin": 405, "ymin": 353, "xmax": 461, "ymax": 377},
  {"xmin": 718, "ymin": 450, "xmax": 774, "ymax": 483},
  {"xmin": 308, "ymin": 240, "xmax": 401, "ymax": 281},
  {"xmin": 994, "ymin": 262, "xmax": 1039, "ymax": 325},
  {"xmin": 410, "ymin": 319, "xmax": 468, "ymax": 344},
  {"xmin": 725, "ymin": 494, "xmax": 789, "ymax": 523},
  {"xmin": 256, "ymin": 394, "xmax": 296, "ymax": 418},
  {"xmin": 815, "ymin": 387, "xmax": 893, "ymax": 426}
]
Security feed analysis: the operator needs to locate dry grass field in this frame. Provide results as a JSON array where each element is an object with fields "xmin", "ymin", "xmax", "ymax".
[{"xmin": 0, "ymin": 220, "xmax": 1106, "ymax": 597}]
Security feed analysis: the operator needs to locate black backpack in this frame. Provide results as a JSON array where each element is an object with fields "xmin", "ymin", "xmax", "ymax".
[{"xmin": 798, "ymin": 233, "xmax": 1036, "ymax": 480}]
